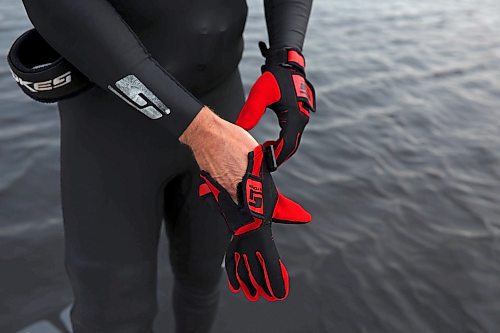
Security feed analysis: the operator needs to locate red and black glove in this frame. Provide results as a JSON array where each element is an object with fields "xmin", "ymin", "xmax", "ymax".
[
  {"xmin": 199, "ymin": 145, "xmax": 311, "ymax": 301},
  {"xmin": 236, "ymin": 42, "xmax": 316, "ymax": 168}
]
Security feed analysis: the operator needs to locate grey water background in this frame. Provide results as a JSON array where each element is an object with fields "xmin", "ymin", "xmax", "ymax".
[{"xmin": 1, "ymin": 0, "xmax": 500, "ymax": 331}]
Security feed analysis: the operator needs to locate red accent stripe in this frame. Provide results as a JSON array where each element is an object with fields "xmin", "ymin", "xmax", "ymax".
[
  {"xmin": 228, "ymin": 252, "xmax": 241, "ymax": 293},
  {"xmin": 285, "ymin": 132, "xmax": 301, "ymax": 162},
  {"xmin": 278, "ymin": 259, "xmax": 290, "ymax": 300},
  {"xmin": 234, "ymin": 217, "xmax": 262, "ymax": 236},
  {"xmin": 256, "ymin": 252, "xmax": 276, "ymax": 300},
  {"xmin": 299, "ymin": 102, "xmax": 310, "ymax": 118},
  {"xmin": 245, "ymin": 253, "xmax": 273, "ymax": 301},
  {"xmin": 251, "ymin": 146, "xmax": 264, "ymax": 176},
  {"xmin": 263, "ymin": 140, "xmax": 278, "ymax": 148},
  {"xmin": 274, "ymin": 139, "xmax": 284, "ymax": 160},
  {"xmin": 235, "ymin": 253, "xmax": 259, "ymax": 301},
  {"xmin": 243, "ymin": 254, "xmax": 276, "ymax": 302},
  {"xmin": 227, "ymin": 279, "xmax": 240, "ymax": 293},
  {"xmin": 288, "ymin": 50, "xmax": 305, "ymax": 68},
  {"xmin": 198, "ymin": 183, "xmax": 211, "ymax": 197},
  {"xmin": 256, "ymin": 251, "xmax": 290, "ymax": 301},
  {"xmin": 200, "ymin": 174, "xmax": 220, "ymax": 202}
]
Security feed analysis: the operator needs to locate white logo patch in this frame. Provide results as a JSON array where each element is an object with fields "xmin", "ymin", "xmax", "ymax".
[{"xmin": 11, "ymin": 70, "xmax": 72, "ymax": 93}]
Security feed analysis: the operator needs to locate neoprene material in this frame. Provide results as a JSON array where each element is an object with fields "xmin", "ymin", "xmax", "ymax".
[
  {"xmin": 236, "ymin": 43, "xmax": 316, "ymax": 167},
  {"xmin": 7, "ymin": 29, "xmax": 92, "ymax": 103},
  {"xmin": 199, "ymin": 145, "xmax": 311, "ymax": 301},
  {"xmin": 21, "ymin": 0, "xmax": 313, "ymax": 138},
  {"xmin": 59, "ymin": 70, "xmax": 243, "ymax": 333},
  {"xmin": 264, "ymin": 0, "xmax": 313, "ymax": 50}
]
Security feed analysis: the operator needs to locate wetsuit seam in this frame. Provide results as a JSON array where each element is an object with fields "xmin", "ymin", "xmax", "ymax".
[{"xmin": 113, "ymin": 5, "xmax": 152, "ymax": 62}]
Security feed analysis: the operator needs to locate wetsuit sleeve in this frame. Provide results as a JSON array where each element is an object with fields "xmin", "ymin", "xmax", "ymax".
[
  {"xmin": 264, "ymin": 0, "xmax": 313, "ymax": 51},
  {"xmin": 21, "ymin": 0, "xmax": 203, "ymax": 138}
]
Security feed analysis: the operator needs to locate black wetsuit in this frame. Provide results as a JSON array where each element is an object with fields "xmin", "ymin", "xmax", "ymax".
[{"xmin": 21, "ymin": 0, "xmax": 312, "ymax": 332}]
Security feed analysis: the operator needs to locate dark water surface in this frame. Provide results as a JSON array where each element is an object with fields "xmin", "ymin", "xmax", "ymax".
[{"xmin": 1, "ymin": 0, "xmax": 500, "ymax": 332}]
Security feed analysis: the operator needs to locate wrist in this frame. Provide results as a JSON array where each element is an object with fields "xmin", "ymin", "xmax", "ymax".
[
  {"xmin": 179, "ymin": 106, "xmax": 217, "ymax": 146},
  {"xmin": 179, "ymin": 106, "xmax": 221, "ymax": 147}
]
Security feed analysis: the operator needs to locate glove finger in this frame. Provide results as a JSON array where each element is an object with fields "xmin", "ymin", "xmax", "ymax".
[
  {"xmin": 272, "ymin": 192, "xmax": 312, "ymax": 224},
  {"xmin": 243, "ymin": 253, "xmax": 275, "ymax": 302},
  {"xmin": 236, "ymin": 72, "xmax": 281, "ymax": 130},
  {"xmin": 264, "ymin": 136, "xmax": 300, "ymax": 168},
  {"xmin": 275, "ymin": 126, "xmax": 306, "ymax": 165},
  {"xmin": 236, "ymin": 252, "xmax": 259, "ymax": 301},
  {"xmin": 256, "ymin": 251, "xmax": 290, "ymax": 300},
  {"xmin": 279, "ymin": 135, "xmax": 299, "ymax": 166},
  {"xmin": 225, "ymin": 251, "xmax": 240, "ymax": 293}
]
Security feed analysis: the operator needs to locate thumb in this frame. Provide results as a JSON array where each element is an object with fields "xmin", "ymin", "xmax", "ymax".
[
  {"xmin": 272, "ymin": 192, "xmax": 312, "ymax": 224},
  {"xmin": 236, "ymin": 72, "xmax": 281, "ymax": 130}
]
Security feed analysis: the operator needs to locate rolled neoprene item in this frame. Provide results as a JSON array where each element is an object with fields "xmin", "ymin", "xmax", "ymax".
[{"xmin": 7, "ymin": 29, "xmax": 92, "ymax": 103}]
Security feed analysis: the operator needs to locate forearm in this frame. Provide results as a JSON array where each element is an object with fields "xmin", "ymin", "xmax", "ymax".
[
  {"xmin": 264, "ymin": 0, "xmax": 313, "ymax": 50},
  {"xmin": 22, "ymin": 0, "xmax": 203, "ymax": 137}
]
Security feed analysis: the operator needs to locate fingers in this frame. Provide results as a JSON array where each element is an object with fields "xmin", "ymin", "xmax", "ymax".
[
  {"xmin": 243, "ymin": 253, "xmax": 274, "ymax": 301},
  {"xmin": 263, "ymin": 136, "xmax": 294, "ymax": 168},
  {"xmin": 228, "ymin": 250, "xmax": 290, "ymax": 302},
  {"xmin": 235, "ymin": 253, "xmax": 259, "ymax": 301},
  {"xmin": 227, "ymin": 251, "xmax": 260, "ymax": 301},
  {"xmin": 235, "ymin": 72, "xmax": 281, "ymax": 130},
  {"xmin": 272, "ymin": 192, "xmax": 312, "ymax": 224},
  {"xmin": 256, "ymin": 251, "xmax": 289, "ymax": 300},
  {"xmin": 274, "ymin": 131, "xmax": 301, "ymax": 166},
  {"xmin": 225, "ymin": 252, "xmax": 240, "ymax": 293},
  {"xmin": 274, "ymin": 108, "xmax": 309, "ymax": 165}
]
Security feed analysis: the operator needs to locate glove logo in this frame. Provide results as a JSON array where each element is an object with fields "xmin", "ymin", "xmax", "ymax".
[{"xmin": 246, "ymin": 179, "xmax": 264, "ymax": 215}]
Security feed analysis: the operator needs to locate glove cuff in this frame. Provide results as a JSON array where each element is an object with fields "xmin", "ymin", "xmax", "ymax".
[{"xmin": 258, "ymin": 41, "xmax": 305, "ymax": 72}]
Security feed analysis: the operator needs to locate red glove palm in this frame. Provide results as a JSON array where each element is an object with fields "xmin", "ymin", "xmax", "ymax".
[{"xmin": 236, "ymin": 42, "xmax": 316, "ymax": 168}]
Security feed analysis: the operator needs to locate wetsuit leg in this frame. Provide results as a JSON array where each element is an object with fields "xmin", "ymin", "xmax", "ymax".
[
  {"xmin": 58, "ymin": 69, "xmax": 244, "ymax": 333},
  {"xmin": 59, "ymin": 84, "xmax": 180, "ymax": 333},
  {"xmin": 164, "ymin": 70, "xmax": 245, "ymax": 333}
]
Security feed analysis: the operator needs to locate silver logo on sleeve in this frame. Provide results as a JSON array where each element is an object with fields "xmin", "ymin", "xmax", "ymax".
[{"xmin": 108, "ymin": 74, "xmax": 170, "ymax": 119}]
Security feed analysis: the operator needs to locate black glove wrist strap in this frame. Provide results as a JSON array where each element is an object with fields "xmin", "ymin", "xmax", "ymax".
[{"xmin": 258, "ymin": 41, "xmax": 305, "ymax": 73}]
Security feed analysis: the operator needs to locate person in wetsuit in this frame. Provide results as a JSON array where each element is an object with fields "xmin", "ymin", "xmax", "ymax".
[{"xmin": 20, "ymin": 0, "xmax": 313, "ymax": 332}]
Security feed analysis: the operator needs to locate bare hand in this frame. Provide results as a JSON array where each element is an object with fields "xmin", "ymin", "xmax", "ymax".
[{"xmin": 179, "ymin": 106, "xmax": 258, "ymax": 201}]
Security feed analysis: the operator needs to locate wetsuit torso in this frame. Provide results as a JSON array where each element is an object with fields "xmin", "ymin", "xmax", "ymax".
[
  {"xmin": 20, "ymin": 0, "xmax": 312, "ymax": 332},
  {"xmin": 108, "ymin": 0, "xmax": 248, "ymax": 95},
  {"xmin": 23, "ymin": 0, "xmax": 311, "ymax": 137}
]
